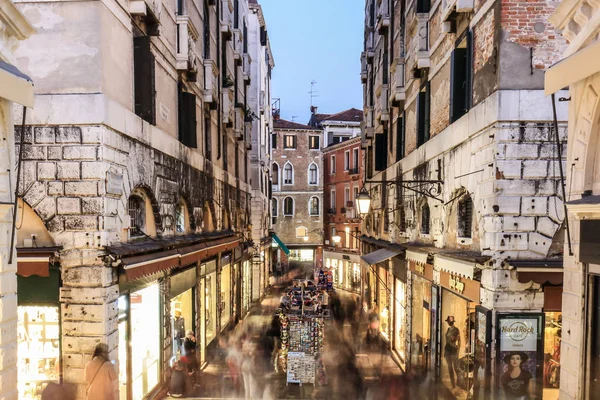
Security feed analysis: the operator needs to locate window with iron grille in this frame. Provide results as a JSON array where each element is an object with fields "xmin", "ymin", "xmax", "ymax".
[
  {"xmin": 284, "ymin": 197, "xmax": 294, "ymax": 216},
  {"xmin": 309, "ymin": 197, "xmax": 319, "ymax": 216},
  {"xmin": 308, "ymin": 163, "xmax": 318, "ymax": 185},
  {"xmin": 283, "ymin": 163, "xmax": 293, "ymax": 184},
  {"xmin": 178, "ymin": 84, "xmax": 197, "ymax": 148},
  {"xmin": 457, "ymin": 194, "xmax": 473, "ymax": 238},
  {"xmin": 128, "ymin": 195, "xmax": 145, "ymax": 236},
  {"xmin": 421, "ymin": 203, "xmax": 430, "ymax": 235}
]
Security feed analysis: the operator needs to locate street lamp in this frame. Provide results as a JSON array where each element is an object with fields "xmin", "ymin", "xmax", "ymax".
[
  {"xmin": 355, "ymin": 187, "xmax": 372, "ymax": 216},
  {"xmin": 332, "ymin": 235, "xmax": 341, "ymax": 245},
  {"xmin": 303, "ymin": 235, "xmax": 309, "ymax": 242}
]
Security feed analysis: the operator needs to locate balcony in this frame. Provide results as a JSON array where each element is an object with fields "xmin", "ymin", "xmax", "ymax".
[
  {"xmin": 442, "ymin": 0, "xmax": 475, "ymax": 22},
  {"xmin": 222, "ymin": 87, "xmax": 233, "ymax": 125},
  {"xmin": 203, "ymin": 60, "xmax": 218, "ymax": 104},
  {"xmin": 416, "ymin": 14, "xmax": 430, "ymax": 69},
  {"xmin": 220, "ymin": 0, "xmax": 233, "ymax": 40},
  {"xmin": 376, "ymin": 0, "xmax": 390, "ymax": 34},
  {"xmin": 391, "ymin": 58, "xmax": 405, "ymax": 105},
  {"xmin": 233, "ymin": 29, "xmax": 242, "ymax": 64},
  {"xmin": 176, "ymin": 16, "xmax": 200, "ymax": 73},
  {"xmin": 327, "ymin": 208, "xmax": 337, "ymax": 215},
  {"xmin": 243, "ymin": 53, "xmax": 251, "ymax": 83},
  {"xmin": 361, "ymin": 52, "xmax": 368, "ymax": 83},
  {"xmin": 376, "ymin": 85, "xmax": 389, "ymax": 122},
  {"xmin": 130, "ymin": 0, "xmax": 161, "ymax": 33}
]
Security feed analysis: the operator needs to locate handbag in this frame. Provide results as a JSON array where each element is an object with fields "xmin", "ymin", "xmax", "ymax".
[{"xmin": 86, "ymin": 360, "xmax": 107, "ymax": 395}]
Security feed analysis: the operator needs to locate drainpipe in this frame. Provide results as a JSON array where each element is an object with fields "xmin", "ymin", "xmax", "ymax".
[{"xmin": 8, "ymin": 106, "xmax": 26, "ymax": 265}]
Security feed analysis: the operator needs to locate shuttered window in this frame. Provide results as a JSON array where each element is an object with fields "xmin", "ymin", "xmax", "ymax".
[
  {"xmin": 134, "ymin": 36, "xmax": 156, "ymax": 125},
  {"xmin": 450, "ymin": 32, "xmax": 472, "ymax": 123},
  {"xmin": 457, "ymin": 194, "xmax": 473, "ymax": 238},
  {"xmin": 375, "ymin": 129, "xmax": 388, "ymax": 171},
  {"xmin": 417, "ymin": 83, "xmax": 430, "ymax": 147},
  {"xmin": 178, "ymin": 86, "xmax": 197, "ymax": 148},
  {"xmin": 272, "ymin": 133, "xmax": 277, "ymax": 149},
  {"xmin": 421, "ymin": 203, "xmax": 430, "ymax": 235},
  {"xmin": 396, "ymin": 113, "xmax": 405, "ymax": 162},
  {"xmin": 260, "ymin": 26, "xmax": 267, "ymax": 46},
  {"xmin": 284, "ymin": 135, "xmax": 296, "ymax": 149},
  {"xmin": 417, "ymin": 0, "xmax": 431, "ymax": 13}
]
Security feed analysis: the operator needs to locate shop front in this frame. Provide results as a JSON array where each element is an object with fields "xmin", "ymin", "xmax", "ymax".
[
  {"xmin": 16, "ymin": 247, "xmax": 62, "ymax": 400},
  {"xmin": 169, "ymin": 266, "xmax": 197, "ymax": 359},
  {"xmin": 324, "ymin": 250, "xmax": 361, "ymax": 293},
  {"xmin": 377, "ymin": 262, "xmax": 392, "ymax": 341},
  {"xmin": 392, "ymin": 256, "xmax": 408, "ymax": 370},
  {"xmin": 360, "ymin": 246, "xmax": 402, "ymax": 315},
  {"xmin": 220, "ymin": 255, "xmax": 232, "ymax": 331}
]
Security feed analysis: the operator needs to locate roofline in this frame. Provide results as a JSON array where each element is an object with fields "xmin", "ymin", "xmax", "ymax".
[{"xmin": 322, "ymin": 137, "xmax": 362, "ymax": 153}]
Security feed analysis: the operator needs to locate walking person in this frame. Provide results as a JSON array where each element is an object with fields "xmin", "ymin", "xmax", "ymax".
[
  {"xmin": 444, "ymin": 316, "xmax": 460, "ymax": 390},
  {"xmin": 85, "ymin": 343, "xmax": 117, "ymax": 400}
]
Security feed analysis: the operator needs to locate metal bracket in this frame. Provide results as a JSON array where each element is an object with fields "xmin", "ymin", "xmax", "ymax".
[{"xmin": 367, "ymin": 179, "xmax": 444, "ymax": 203}]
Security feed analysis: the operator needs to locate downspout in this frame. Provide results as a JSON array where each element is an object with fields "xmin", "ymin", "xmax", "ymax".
[
  {"xmin": 8, "ymin": 106, "xmax": 26, "ymax": 265},
  {"xmin": 551, "ymin": 93, "xmax": 573, "ymax": 256}
]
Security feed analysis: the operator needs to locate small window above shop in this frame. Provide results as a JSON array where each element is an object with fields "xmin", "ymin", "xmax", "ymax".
[
  {"xmin": 128, "ymin": 195, "xmax": 146, "ymax": 237},
  {"xmin": 421, "ymin": 203, "xmax": 430, "ymax": 235},
  {"xmin": 457, "ymin": 194, "xmax": 473, "ymax": 239}
]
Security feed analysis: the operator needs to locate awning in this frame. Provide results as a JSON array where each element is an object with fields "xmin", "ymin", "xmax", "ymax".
[
  {"xmin": 434, "ymin": 254, "xmax": 476, "ymax": 280},
  {"xmin": 16, "ymin": 247, "xmax": 61, "ymax": 277},
  {"xmin": 513, "ymin": 259, "xmax": 563, "ymax": 285},
  {"xmin": 179, "ymin": 237, "xmax": 240, "ymax": 266},
  {"xmin": 271, "ymin": 234, "xmax": 290, "ymax": 255},
  {"xmin": 406, "ymin": 249, "xmax": 429, "ymax": 265},
  {"xmin": 361, "ymin": 248, "xmax": 402, "ymax": 266},
  {"xmin": 0, "ymin": 60, "xmax": 34, "ymax": 108},
  {"xmin": 545, "ymin": 39, "xmax": 600, "ymax": 95},
  {"xmin": 122, "ymin": 249, "xmax": 180, "ymax": 281}
]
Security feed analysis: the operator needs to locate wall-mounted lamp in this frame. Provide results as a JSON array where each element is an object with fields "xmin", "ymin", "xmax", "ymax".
[{"xmin": 332, "ymin": 235, "xmax": 341, "ymax": 245}]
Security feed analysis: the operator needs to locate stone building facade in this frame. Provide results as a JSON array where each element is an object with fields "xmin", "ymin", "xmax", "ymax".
[
  {"xmin": 360, "ymin": 0, "xmax": 568, "ymax": 397},
  {"xmin": 11, "ymin": 0, "xmax": 270, "ymax": 398},
  {"xmin": 323, "ymin": 136, "xmax": 363, "ymax": 293},
  {"xmin": 0, "ymin": 2, "xmax": 34, "ymax": 398},
  {"xmin": 271, "ymin": 118, "xmax": 323, "ymax": 274},
  {"xmin": 546, "ymin": 3, "xmax": 600, "ymax": 399}
]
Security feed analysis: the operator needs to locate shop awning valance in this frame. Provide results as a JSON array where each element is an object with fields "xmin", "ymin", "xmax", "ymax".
[
  {"xmin": 178, "ymin": 237, "xmax": 240, "ymax": 266},
  {"xmin": 434, "ymin": 254, "xmax": 476, "ymax": 280},
  {"xmin": 406, "ymin": 249, "xmax": 429, "ymax": 265},
  {"xmin": 0, "ymin": 60, "xmax": 34, "ymax": 107},
  {"xmin": 122, "ymin": 249, "xmax": 180, "ymax": 281},
  {"xmin": 512, "ymin": 259, "xmax": 563, "ymax": 285},
  {"xmin": 272, "ymin": 234, "xmax": 290, "ymax": 256},
  {"xmin": 361, "ymin": 248, "xmax": 402, "ymax": 266},
  {"xmin": 16, "ymin": 247, "xmax": 61, "ymax": 277}
]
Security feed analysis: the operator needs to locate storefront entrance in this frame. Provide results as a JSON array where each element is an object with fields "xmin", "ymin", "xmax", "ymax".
[
  {"xmin": 411, "ymin": 274, "xmax": 432, "ymax": 378},
  {"xmin": 394, "ymin": 278, "xmax": 407, "ymax": 370}
]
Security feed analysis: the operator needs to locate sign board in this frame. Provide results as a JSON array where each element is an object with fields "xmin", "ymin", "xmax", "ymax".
[
  {"xmin": 106, "ymin": 172, "xmax": 123, "ymax": 195},
  {"xmin": 286, "ymin": 352, "xmax": 315, "ymax": 384}
]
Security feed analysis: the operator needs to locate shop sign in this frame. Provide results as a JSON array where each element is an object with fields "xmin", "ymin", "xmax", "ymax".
[
  {"xmin": 106, "ymin": 172, "xmax": 123, "ymax": 195},
  {"xmin": 495, "ymin": 313, "xmax": 544, "ymax": 400},
  {"xmin": 449, "ymin": 274, "xmax": 465, "ymax": 294},
  {"xmin": 415, "ymin": 263, "xmax": 425, "ymax": 275}
]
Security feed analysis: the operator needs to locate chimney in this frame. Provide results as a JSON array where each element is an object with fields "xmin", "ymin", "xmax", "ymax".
[{"xmin": 310, "ymin": 105, "xmax": 318, "ymax": 115}]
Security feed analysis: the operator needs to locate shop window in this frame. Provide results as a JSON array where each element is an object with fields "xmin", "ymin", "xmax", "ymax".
[
  {"xmin": 272, "ymin": 163, "xmax": 279, "ymax": 185},
  {"xmin": 344, "ymin": 150, "xmax": 350, "ymax": 171},
  {"xmin": 283, "ymin": 163, "xmax": 293, "ymax": 185},
  {"xmin": 134, "ymin": 36, "xmax": 156, "ymax": 125},
  {"xmin": 309, "ymin": 197, "xmax": 320, "ymax": 216},
  {"xmin": 284, "ymin": 135, "xmax": 297, "ymax": 149},
  {"xmin": 309, "ymin": 135, "xmax": 320, "ymax": 149},
  {"xmin": 221, "ymin": 263, "xmax": 232, "ymax": 329},
  {"xmin": 353, "ymin": 148, "xmax": 359, "ymax": 169},
  {"xmin": 296, "ymin": 226, "xmax": 308, "ymax": 238},
  {"xmin": 289, "ymin": 249, "xmax": 314, "ymax": 262},
  {"xmin": 204, "ymin": 271, "xmax": 217, "ymax": 344},
  {"xmin": 421, "ymin": 203, "xmax": 430, "ymax": 235},
  {"xmin": 272, "ymin": 198, "xmax": 278, "ymax": 217},
  {"xmin": 171, "ymin": 289, "xmax": 194, "ymax": 357},
  {"xmin": 284, "ymin": 197, "xmax": 294, "ymax": 216},
  {"xmin": 128, "ymin": 195, "xmax": 146, "ymax": 237},
  {"xmin": 308, "ymin": 163, "xmax": 318, "ymax": 185},
  {"xmin": 457, "ymin": 194, "xmax": 473, "ymax": 238}
]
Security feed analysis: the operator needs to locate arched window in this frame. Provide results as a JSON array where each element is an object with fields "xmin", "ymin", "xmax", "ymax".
[
  {"xmin": 272, "ymin": 198, "xmax": 278, "ymax": 217},
  {"xmin": 421, "ymin": 203, "xmax": 430, "ymax": 235},
  {"xmin": 272, "ymin": 163, "xmax": 279, "ymax": 185},
  {"xmin": 308, "ymin": 163, "xmax": 318, "ymax": 185},
  {"xmin": 309, "ymin": 197, "xmax": 320, "ymax": 216},
  {"xmin": 457, "ymin": 194, "xmax": 473, "ymax": 238},
  {"xmin": 283, "ymin": 163, "xmax": 293, "ymax": 185},
  {"xmin": 128, "ymin": 195, "xmax": 145, "ymax": 236},
  {"xmin": 296, "ymin": 226, "xmax": 308, "ymax": 238},
  {"xmin": 284, "ymin": 197, "xmax": 294, "ymax": 215}
]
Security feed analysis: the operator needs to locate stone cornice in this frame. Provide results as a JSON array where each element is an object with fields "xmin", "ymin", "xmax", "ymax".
[
  {"xmin": 0, "ymin": 0, "xmax": 35, "ymax": 40},
  {"xmin": 550, "ymin": 0, "xmax": 600, "ymax": 57}
]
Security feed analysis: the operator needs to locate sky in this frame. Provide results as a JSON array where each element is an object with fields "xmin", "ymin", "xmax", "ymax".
[{"xmin": 258, "ymin": 0, "xmax": 364, "ymax": 124}]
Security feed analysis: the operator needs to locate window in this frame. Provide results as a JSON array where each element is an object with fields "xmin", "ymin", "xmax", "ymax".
[
  {"xmin": 289, "ymin": 249, "xmax": 314, "ymax": 262},
  {"xmin": 344, "ymin": 151, "xmax": 350, "ymax": 171},
  {"xmin": 309, "ymin": 136, "xmax": 320, "ymax": 149},
  {"xmin": 450, "ymin": 33, "xmax": 473, "ymax": 123},
  {"xmin": 128, "ymin": 195, "xmax": 145, "ymax": 236},
  {"xmin": 272, "ymin": 198, "xmax": 278, "ymax": 217},
  {"xmin": 175, "ymin": 202, "xmax": 186, "ymax": 233},
  {"xmin": 353, "ymin": 148, "xmax": 359, "ymax": 169},
  {"xmin": 177, "ymin": 0, "xmax": 185, "ymax": 15},
  {"xmin": 203, "ymin": 1, "xmax": 210, "ymax": 59},
  {"xmin": 134, "ymin": 36, "xmax": 156, "ymax": 125},
  {"xmin": 296, "ymin": 226, "xmax": 308, "ymax": 238},
  {"xmin": 308, "ymin": 163, "xmax": 318, "ymax": 185},
  {"xmin": 284, "ymin": 197, "xmax": 294, "ymax": 216},
  {"xmin": 421, "ymin": 203, "xmax": 430, "ymax": 235},
  {"xmin": 417, "ymin": 0, "xmax": 430, "ymax": 13},
  {"xmin": 272, "ymin": 133, "xmax": 277, "ymax": 149},
  {"xmin": 234, "ymin": 0, "xmax": 239, "ymax": 29},
  {"xmin": 283, "ymin": 163, "xmax": 293, "ymax": 185},
  {"xmin": 333, "ymin": 136, "xmax": 342, "ymax": 144},
  {"xmin": 417, "ymin": 82, "xmax": 431, "ymax": 147},
  {"xmin": 178, "ymin": 85, "xmax": 197, "ymax": 148},
  {"xmin": 284, "ymin": 135, "xmax": 297, "ymax": 149},
  {"xmin": 344, "ymin": 187, "xmax": 350, "ymax": 206},
  {"xmin": 457, "ymin": 194, "xmax": 473, "ymax": 238},
  {"xmin": 330, "ymin": 155, "xmax": 336, "ymax": 174},
  {"xmin": 330, "ymin": 189, "xmax": 336, "ymax": 209},
  {"xmin": 309, "ymin": 197, "xmax": 320, "ymax": 216},
  {"xmin": 272, "ymin": 163, "xmax": 279, "ymax": 185},
  {"xmin": 396, "ymin": 113, "xmax": 406, "ymax": 162},
  {"xmin": 375, "ymin": 129, "xmax": 388, "ymax": 171}
]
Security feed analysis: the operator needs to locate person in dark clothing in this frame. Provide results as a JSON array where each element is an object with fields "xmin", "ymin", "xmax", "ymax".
[
  {"xmin": 173, "ymin": 310, "xmax": 186, "ymax": 355},
  {"xmin": 169, "ymin": 360, "xmax": 187, "ymax": 398},
  {"xmin": 330, "ymin": 291, "xmax": 346, "ymax": 331}
]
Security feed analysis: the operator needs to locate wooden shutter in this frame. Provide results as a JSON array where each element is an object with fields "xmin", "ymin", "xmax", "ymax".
[
  {"xmin": 292, "ymin": 135, "xmax": 297, "ymax": 149},
  {"xmin": 424, "ymin": 83, "xmax": 430, "ymax": 143},
  {"xmin": 178, "ymin": 91, "xmax": 197, "ymax": 148},
  {"xmin": 134, "ymin": 36, "xmax": 156, "ymax": 125},
  {"xmin": 417, "ymin": 90, "xmax": 426, "ymax": 146},
  {"xmin": 450, "ymin": 48, "xmax": 468, "ymax": 123},
  {"xmin": 396, "ymin": 113, "xmax": 405, "ymax": 162}
]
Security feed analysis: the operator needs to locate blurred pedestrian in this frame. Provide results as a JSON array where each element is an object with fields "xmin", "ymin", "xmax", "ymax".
[
  {"xmin": 241, "ymin": 338, "xmax": 260, "ymax": 399},
  {"xmin": 183, "ymin": 329, "xmax": 197, "ymax": 356},
  {"xmin": 85, "ymin": 343, "xmax": 117, "ymax": 400},
  {"xmin": 41, "ymin": 382, "xmax": 75, "ymax": 400},
  {"xmin": 169, "ymin": 359, "xmax": 186, "ymax": 398}
]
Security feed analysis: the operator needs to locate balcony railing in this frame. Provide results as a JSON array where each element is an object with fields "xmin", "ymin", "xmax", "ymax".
[{"xmin": 346, "ymin": 201, "xmax": 354, "ymax": 208}]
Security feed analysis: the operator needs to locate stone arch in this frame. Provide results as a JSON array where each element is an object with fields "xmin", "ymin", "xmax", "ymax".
[
  {"xmin": 16, "ymin": 199, "xmax": 55, "ymax": 247},
  {"xmin": 129, "ymin": 184, "xmax": 162, "ymax": 236}
]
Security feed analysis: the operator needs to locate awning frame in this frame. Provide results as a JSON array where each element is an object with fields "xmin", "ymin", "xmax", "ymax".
[
  {"xmin": 360, "ymin": 247, "xmax": 403, "ymax": 266},
  {"xmin": 434, "ymin": 254, "xmax": 476, "ymax": 280}
]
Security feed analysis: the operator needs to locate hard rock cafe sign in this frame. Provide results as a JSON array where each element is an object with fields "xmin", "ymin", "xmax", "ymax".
[{"xmin": 449, "ymin": 274, "xmax": 465, "ymax": 294}]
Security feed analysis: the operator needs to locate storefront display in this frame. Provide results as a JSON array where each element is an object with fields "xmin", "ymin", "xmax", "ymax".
[
  {"xmin": 378, "ymin": 264, "xmax": 391, "ymax": 340},
  {"xmin": 221, "ymin": 261, "xmax": 232, "ymax": 330},
  {"xmin": 411, "ymin": 274, "xmax": 432, "ymax": 377},
  {"xmin": 242, "ymin": 260, "xmax": 251, "ymax": 314},
  {"xmin": 205, "ymin": 272, "xmax": 217, "ymax": 344},
  {"xmin": 393, "ymin": 279, "xmax": 407, "ymax": 369},
  {"xmin": 18, "ymin": 306, "xmax": 60, "ymax": 400},
  {"xmin": 171, "ymin": 289, "xmax": 194, "ymax": 357},
  {"xmin": 543, "ymin": 312, "xmax": 561, "ymax": 399}
]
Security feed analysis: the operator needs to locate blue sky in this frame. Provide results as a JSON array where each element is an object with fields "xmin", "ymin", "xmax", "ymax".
[{"xmin": 259, "ymin": 0, "xmax": 364, "ymax": 124}]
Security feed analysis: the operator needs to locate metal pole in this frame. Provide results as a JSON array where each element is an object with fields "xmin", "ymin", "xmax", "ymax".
[
  {"xmin": 8, "ymin": 106, "xmax": 26, "ymax": 265},
  {"xmin": 551, "ymin": 94, "xmax": 573, "ymax": 256}
]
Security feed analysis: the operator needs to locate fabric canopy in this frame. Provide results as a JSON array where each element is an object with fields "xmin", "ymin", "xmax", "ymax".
[
  {"xmin": 271, "ymin": 234, "xmax": 290, "ymax": 255},
  {"xmin": 361, "ymin": 248, "xmax": 402, "ymax": 266},
  {"xmin": 122, "ymin": 249, "xmax": 180, "ymax": 281},
  {"xmin": 0, "ymin": 60, "xmax": 34, "ymax": 107}
]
